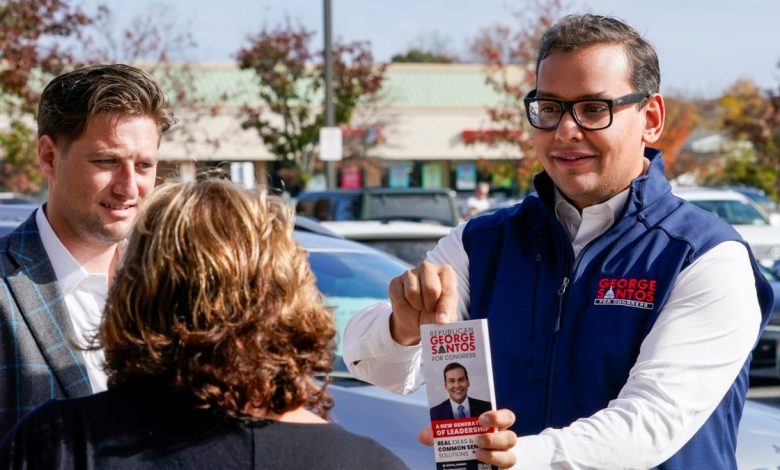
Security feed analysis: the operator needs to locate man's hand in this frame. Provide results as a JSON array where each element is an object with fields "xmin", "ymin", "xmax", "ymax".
[
  {"xmin": 418, "ymin": 409, "xmax": 517, "ymax": 469},
  {"xmin": 388, "ymin": 261, "xmax": 458, "ymax": 345},
  {"xmin": 475, "ymin": 409, "xmax": 517, "ymax": 469}
]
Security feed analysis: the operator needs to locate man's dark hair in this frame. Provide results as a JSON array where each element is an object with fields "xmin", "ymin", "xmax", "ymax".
[
  {"xmin": 443, "ymin": 362, "xmax": 468, "ymax": 381},
  {"xmin": 536, "ymin": 14, "xmax": 660, "ymax": 96},
  {"xmin": 37, "ymin": 63, "xmax": 176, "ymax": 146}
]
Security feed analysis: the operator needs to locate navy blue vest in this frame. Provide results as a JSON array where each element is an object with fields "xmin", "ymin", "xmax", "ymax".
[{"xmin": 462, "ymin": 148, "xmax": 773, "ymax": 469}]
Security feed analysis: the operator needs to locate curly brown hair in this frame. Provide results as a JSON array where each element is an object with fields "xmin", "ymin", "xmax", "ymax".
[{"xmin": 98, "ymin": 178, "xmax": 336, "ymax": 418}]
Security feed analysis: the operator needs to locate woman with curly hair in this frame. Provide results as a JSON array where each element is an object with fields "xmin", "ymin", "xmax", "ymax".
[{"xmin": 0, "ymin": 178, "xmax": 408, "ymax": 469}]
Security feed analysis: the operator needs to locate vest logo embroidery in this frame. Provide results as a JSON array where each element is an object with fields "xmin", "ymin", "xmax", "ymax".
[{"xmin": 594, "ymin": 277, "xmax": 656, "ymax": 310}]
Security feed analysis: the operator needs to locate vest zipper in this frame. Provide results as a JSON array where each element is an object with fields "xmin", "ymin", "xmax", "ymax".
[
  {"xmin": 545, "ymin": 264, "xmax": 571, "ymax": 425},
  {"xmin": 544, "ymin": 273, "xmax": 569, "ymax": 425},
  {"xmin": 553, "ymin": 276, "xmax": 570, "ymax": 333}
]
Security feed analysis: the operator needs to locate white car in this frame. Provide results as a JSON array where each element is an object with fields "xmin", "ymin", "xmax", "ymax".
[
  {"xmin": 673, "ymin": 186, "xmax": 780, "ymax": 268},
  {"xmin": 320, "ymin": 220, "xmax": 452, "ymax": 265}
]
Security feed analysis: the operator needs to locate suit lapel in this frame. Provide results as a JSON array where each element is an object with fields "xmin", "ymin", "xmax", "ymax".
[{"xmin": 6, "ymin": 214, "xmax": 92, "ymax": 397}]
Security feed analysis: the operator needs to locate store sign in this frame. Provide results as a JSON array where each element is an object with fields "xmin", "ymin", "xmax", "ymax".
[
  {"xmin": 456, "ymin": 163, "xmax": 477, "ymax": 190},
  {"xmin": 319, "ymin": 127, "xmax": 343, "ymax": 161},
  {"xmin": 340, "ymin": 165, "xmax": 362, "ymax": 189},
  {"xmin": 422, "ymin": 163, "xmax": 443, "ymax": 189}
]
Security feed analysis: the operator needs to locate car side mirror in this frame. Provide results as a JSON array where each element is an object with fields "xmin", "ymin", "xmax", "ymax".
[{"xmin": 770, "ymin": 213, "xmax": 780, "ymax": 226}]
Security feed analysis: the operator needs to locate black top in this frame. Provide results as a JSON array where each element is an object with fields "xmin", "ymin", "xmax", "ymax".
[{"xmin": 0, "ymin": 384, "xmax": 409, "ymax": 469}]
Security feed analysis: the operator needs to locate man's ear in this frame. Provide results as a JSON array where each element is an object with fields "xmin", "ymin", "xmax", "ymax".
[
  {"xmin": 642, "ymin": 94, "xmax": 665, "ymax": 144},
  {"xmin": 37, "ymin": 135, "xmax": 58, "ymax": 178}
]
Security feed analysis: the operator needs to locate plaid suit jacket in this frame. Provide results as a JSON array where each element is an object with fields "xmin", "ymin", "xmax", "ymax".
[{"xmin": 0, "ymin": 213, "xmax": 92, "ymax": 438}]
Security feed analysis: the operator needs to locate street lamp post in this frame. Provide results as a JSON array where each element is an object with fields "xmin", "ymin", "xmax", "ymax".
[{"xmin": 323, "ymin": 0, "xmax": 337, "ymax": 189}]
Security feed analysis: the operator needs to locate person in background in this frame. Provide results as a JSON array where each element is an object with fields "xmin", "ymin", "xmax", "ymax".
[
  {"xmin": 0, "ymin": 64, "xmax": 174, "ymax": 438},
  {"xmin": 462, "ymin": 182, "xmax": 491, "ymax": 219},
  {"xmin": 0, "ymin": 178, "xmax": 409, "ymax": 469},
  {"xmin": 343, "ymin": 14, "xmax": 772, "ymax": 469}
]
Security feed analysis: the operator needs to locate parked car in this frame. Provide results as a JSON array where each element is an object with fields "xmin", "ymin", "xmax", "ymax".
[
  {"xmin": 296, "ymin": 221, "xmax": 780, "ymax": 469},
  {"xmin": 320, "ymin": 220, "xmax": 451, "ymax": 265},
  {"xmin": 0, "ymin": 192, "xmax": 38, "ymax": 205},
  {"xmin": 292, "ymin": 226, "xmax": 433, "ymax": 468},
  {"xmin": 0, "ymin": 204, "xmax": 36, "ymax": 237},
  {"xmin": 751, "ymin": 265, "xmax": 780, "ymax": 379},
  {"xmin": 726, "ymin": 185, "xmax": 779, "ymax": 216},
  {"xmin": 296, "ymin": 188, "xmax": 461, "ymax": 227},
  {"xmin": 735, "ymin": 399, "xmax": 780, "ymax": 468},
  {"xmin": 673, "ymin": 187, "xmax": 780, "ymax": 268}
]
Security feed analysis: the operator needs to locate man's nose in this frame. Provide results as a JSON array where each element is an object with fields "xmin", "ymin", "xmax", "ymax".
[
  {"xmin": 113, "ymin": 161, "xmax": 139, "ymax": 199},
  {"xmin": 554, "ymin": 108, "xmax": 584, "ymax": 142}
]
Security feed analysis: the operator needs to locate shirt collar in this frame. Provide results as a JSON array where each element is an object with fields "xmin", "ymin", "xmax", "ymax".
[
  {"xmin": 36, "ymin": 205, "xmax": 93, "ymax": 297},
  {"xmin": 553, "ymin": 186, "xmax": 631, "ymax": 243},
  {"xmin": 552, "ymin": 157, "xmax": 650, "ymax": 232},
  {"xmin": 554, "ymin": 187, "xmax": 630, "ymax": 222},
  {"xmin": 450, "ymin": 398, "xmax": 470, "ymax": 413}
]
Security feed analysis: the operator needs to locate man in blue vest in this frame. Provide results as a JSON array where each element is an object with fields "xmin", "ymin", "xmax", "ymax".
[{"xmin": 343, "ymin": 14, "xmax": 772, "ymax": 469}]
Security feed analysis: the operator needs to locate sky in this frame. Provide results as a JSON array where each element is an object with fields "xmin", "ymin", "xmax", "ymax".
[{"xmin": 93, "ymin": 0, "xmax": 780, "ymax": 99}]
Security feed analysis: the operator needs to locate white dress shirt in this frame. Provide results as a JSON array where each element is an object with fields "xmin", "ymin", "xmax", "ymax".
[
  {"xmin": 342, "ymin": 186, "xmax": 762, "ymax": 469},
  {"xmin": 36, "ymin": 207, "xmax": 108, "ymax": 393}
]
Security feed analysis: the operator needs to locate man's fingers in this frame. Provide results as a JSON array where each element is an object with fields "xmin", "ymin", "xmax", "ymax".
[
  {"xmin": 474, "ymin": 448, "xmax": 517, "ymax": 469},
  {"xmin": 400, "ymin": 268, "xmax": 425, "ymax": 311},
  {"xmin": 388, "ymin": 274, "xmax": 422, "ymax": 345},
  {"xmin": 388, "ymin": 262, "xmax": 459, "ymax": 344},
  {"xmin": 473, "ymin": 409, "xmax": 518, "ymax": 469},
  {"xmin": 417, "ymin": 261, "xmax": 443, "ymax": 314},
  {"xmin": 417, "ymin": 426, "xmax": 434, "ymax": 446},
  {"xmin": 434, "ymin": 264, "xmax": 458, "ymax": 324},
  {"xmin": 479, "ymin": 408, "xmax": 516, "ymax": 430},
  {"xmin": 388, "ymin": 276, "xmax": 404, "ymax": 305},
  {"xmin": 475, "ymin": 429, "xmax": 518, "ymax": 451}
]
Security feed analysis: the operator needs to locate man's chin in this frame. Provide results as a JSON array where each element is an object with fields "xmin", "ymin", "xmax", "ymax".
[{"xmin": 89, "ymin": 222, "xmax": 133, "ymax": 244}]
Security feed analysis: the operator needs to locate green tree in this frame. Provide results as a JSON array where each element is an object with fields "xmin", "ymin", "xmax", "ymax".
[
  {"xmin": 391, "ymin": 31, "xmax": 458, "ymax": 64},
  {"xmin": 391, "ymin": 48, "xmax": 454, "ymax": 64},
  {"xmin": 717, "ymin": 78, "xmax": 780, "ymax": 198},
  {"xmin": 236, "ymin": 21, "xmax": 386, "ymax": 179}
]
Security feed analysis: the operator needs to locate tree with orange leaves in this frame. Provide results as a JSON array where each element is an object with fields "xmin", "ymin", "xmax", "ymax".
[
  {"xmin": 0, "ymin": 0, "xmax": 92, "ymax": 192},
  {"xmin": 654, "ymin": 97, "xmax": 697, "ymax": 179},
  {"xmin": 466, "ymin": 0, "xmax": 564, "ymax": 194}
]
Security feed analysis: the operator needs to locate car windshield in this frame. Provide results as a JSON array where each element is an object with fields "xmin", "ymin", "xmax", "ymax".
[
  {"xmin": 689, "ymin": 199, "xmax": 769, "ymax": 225},
  {"xmin": 732, "ymin": 188, "xmax": 778, "ymax": 212},
  {"xmin": 366, "ymin": 193, "xmax": 456, "ymax": 226},
  {"xmin": 307, "ymin": 250, "xmax": 407, "ymax": 370}
]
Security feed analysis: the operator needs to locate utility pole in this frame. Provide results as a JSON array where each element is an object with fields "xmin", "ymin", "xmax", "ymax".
[{"xmin": 323, "ymin": 0, "xmax": 337, "ymax": 189}]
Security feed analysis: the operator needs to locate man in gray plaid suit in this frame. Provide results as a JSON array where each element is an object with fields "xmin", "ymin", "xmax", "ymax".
[{"xmin": 0, "ymin": 64, "xmax": 176, "ymax": 437}]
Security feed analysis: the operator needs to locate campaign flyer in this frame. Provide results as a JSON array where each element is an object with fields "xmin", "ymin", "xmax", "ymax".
[{"xmin": 421, "ymin": 319, "xmax": 498, "ymax": 470}]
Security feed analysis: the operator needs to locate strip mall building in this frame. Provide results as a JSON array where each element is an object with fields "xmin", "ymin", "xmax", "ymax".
[{"xmin": 157, "ymin": 63, "xmax": 527, "ymax": 196}]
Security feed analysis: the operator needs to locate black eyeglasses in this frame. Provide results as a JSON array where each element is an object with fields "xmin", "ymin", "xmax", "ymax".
[{"xmin": 523, "ymin": 89, "xmax": 649, "ymax": 131}]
